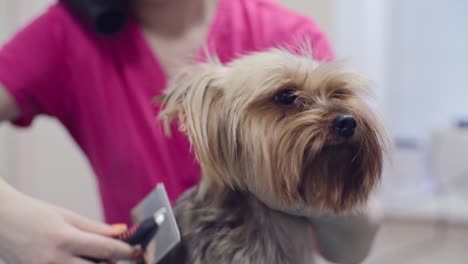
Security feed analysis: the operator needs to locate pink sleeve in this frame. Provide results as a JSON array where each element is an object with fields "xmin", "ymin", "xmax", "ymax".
[{"xmin": 0, "ymin": 5, "xmax": 70, "ymax": 126}]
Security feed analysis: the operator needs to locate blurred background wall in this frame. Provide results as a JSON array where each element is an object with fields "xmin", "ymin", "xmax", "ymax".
[{"xmin": 388, "ymin": 0, "xmax": 468, "ymax": 140}]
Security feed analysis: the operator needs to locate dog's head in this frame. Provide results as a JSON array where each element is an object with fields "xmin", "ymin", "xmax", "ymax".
[{"xmin": 159, "ymin": 49, "xmax": 388, "ymax": 213}]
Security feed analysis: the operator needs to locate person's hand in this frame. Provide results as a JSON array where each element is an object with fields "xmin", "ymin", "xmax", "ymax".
[{"xmin": 0, "ymin": 189, "xmax": 138, "ymax": 264}]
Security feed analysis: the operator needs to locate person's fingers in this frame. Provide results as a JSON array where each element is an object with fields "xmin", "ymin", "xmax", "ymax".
[
  {"xmin": 68, "ymin": 229, "xmax": 137, "ymax": 261},
  {"xmin": 60, "ymin": 208, "xmax": 126, "ymax": 237}
]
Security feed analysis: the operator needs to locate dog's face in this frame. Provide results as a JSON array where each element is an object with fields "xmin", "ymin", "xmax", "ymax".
[{"xmin": 160, "ymin": 49, "xmax": 388, "ymax": 213}]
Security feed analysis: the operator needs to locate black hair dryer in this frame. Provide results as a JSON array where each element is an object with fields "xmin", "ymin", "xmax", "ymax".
[{"xmin": 61, "ymin": 0, "xmax": 127, "ymax": 35}]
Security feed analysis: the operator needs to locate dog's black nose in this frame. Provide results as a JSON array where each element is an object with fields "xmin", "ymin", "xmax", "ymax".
[{"xmin": 332, "ymin": 115, "xmax": 357, "ymax": 139}]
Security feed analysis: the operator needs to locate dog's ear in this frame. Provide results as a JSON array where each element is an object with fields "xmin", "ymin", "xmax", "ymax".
[
  {"xmin": 159, "ymin": 63, "xmax": 225, "ymax": 134},
  {"xmin": 159, "ymin": 63, "xmax": 231, "ymax": 184}
]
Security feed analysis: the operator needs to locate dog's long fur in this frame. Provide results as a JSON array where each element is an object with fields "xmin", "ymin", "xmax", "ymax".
[{"xmin": 158, "ymin": 48, "xmax": 387, "ymax": 264}]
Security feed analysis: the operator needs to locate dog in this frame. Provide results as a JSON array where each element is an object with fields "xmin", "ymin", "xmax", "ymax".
[{"xmin": 157, "ymin": 47, "xmax": 388, "ymax": 264}]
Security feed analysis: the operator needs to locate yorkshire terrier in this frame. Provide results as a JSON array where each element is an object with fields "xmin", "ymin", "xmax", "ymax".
[{"xmin": 157, "ymin": 47, "xmax": 387, "ymax": 264}]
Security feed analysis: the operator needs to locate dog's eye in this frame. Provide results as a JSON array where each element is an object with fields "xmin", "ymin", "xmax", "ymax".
[
  {"xmin": 330, "ymin": 93, "xmax": 346, "ymax": 100},
  {"xmin": 275, "ymin": 89, "xmax": 298, "ymax": 105}
]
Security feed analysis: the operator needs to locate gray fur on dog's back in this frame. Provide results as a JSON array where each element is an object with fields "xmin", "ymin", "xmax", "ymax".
[{"xmin": 160, "ymin": 186, "xmax": 315, "ymax": 264}]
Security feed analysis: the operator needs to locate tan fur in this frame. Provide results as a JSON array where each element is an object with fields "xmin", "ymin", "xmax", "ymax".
[
  {"xmin": 157, "ymin": 48, "xmax": 388, "ymax": 263},
  {"xmin": 160, "ymin": 49, "xmax": 387, "ymax": 213}
]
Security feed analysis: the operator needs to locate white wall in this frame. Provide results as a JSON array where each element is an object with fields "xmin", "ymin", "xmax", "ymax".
[
  {"xmin": 277, "ymin": 0, "xmax": 333, "ymax": 37},
  {"xmin": 0, "ymin": 0, "xmax": 16, "ymax": 183},
  {"xmin": 388, "ymin": 0, "xmax": 468, "ymax": 141},
  {"xmin": 0, "ymin": 1, "xmax": 8, "ymax": 179},
  {"xmin": 0, "ymin": 1, "xmax": 12, "ymax": 41},
  {"xmin": 309, "ymin": 0, "xmax": 468, "ymax": 143}
]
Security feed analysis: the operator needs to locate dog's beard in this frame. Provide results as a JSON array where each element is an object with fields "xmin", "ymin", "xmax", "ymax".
[
  {"xmin": 252, "ymin": 141, "xmax": 382, "ymax": 218},
  {"xmin": 300, "ymin": 142, "xmax": 380, "ymax": 213}
]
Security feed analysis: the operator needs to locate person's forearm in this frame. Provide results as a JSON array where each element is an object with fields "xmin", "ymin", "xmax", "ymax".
[{"xmin": 310, "ymin": 203, "xmax": 382, "ymax": 264}]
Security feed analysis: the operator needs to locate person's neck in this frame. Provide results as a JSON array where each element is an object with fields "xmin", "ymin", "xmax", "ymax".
[{"xmin": 132, "ymin": 0, "xmax": 218, "ymax": 37}]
